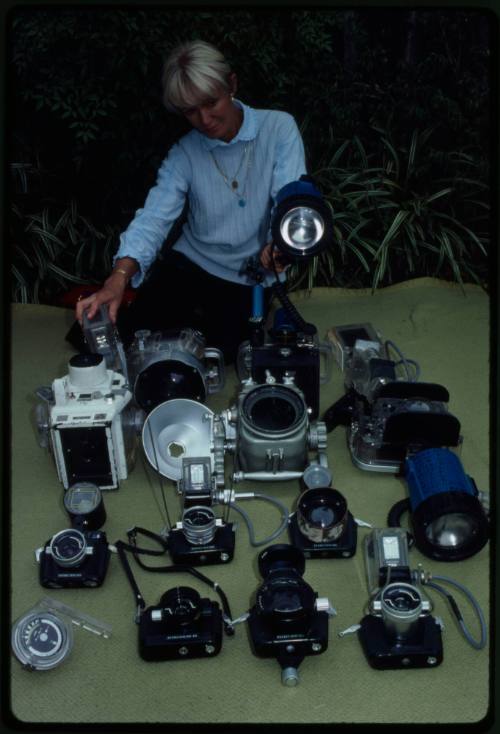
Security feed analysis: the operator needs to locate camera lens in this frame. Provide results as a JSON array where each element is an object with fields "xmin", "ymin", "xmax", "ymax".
[
  {"xmin": 257, "ymin": 577, "xmax": 315, "ymax": 626},
  {"xmin": 297, "ymin": 488, "xmax": 348, "ymax": 543},
  {"xmin": 49, "ymin": 529, "xmax": 87, "ymax": 568},
  {"xmin": 256, "ymin": 546, "xmax": 316, "ymax": 631},
  {"xmin": 380, "ymin": 582, "xmax": 423, "ymax": 639},
  {"xmin": 160, "ymin": 587, "xmax": 201, "ymax": 626},
  {"xmin": 63, "ymin": 483, "xmax": 106, "ymax": 530},
  {"xmin": 182, "ymin": 506, "xmax": 217, "ymax": 546},
  {"xmin": 134, "ymin": 360, "xmax": 206, "ymax": 412},
  {"xmin": 243, "ymin": 386, "xmax": 305, "ymax": 433},
  {"xmin": 69, "ymin": 353, "xmax": 103, "ymax": 368},
  {"xmin": 258, "ymin": 544, "xmax": 306, "ymax": 579}
]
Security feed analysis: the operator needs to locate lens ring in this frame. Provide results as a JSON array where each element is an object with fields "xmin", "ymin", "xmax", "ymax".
[
  {"xmin": 49, "ymin": 529, "xmax": 87, "ymax": 567},
  {"xmin": 160, "ymin": 586, "xmax": 202, "ymax": 625},
  {"xmin": 63, "ymin": 483, "xmax": 102, "ymax": 515},
  {"xmin": 297, "ymin": 488, "xmax": 348, "ymax": 542},
  {"xmin": 182, "ymin": 506, "xmax": 217, "ymax": 546},
  {"xmin": 242, "ymin": 385, "xmax": 306, "ymax": 434},
  {"xmin": 258, "ymin": 543, "xmax": 306, "ymax": 579}
]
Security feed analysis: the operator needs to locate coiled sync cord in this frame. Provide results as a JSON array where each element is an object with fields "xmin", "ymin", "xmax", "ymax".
[
  {"xmin": 270, "ymin": 242, "xmax": 317, "ymax": 336},
  {"xmin": 421, "ymin": 573, "xmax": 487, "ymax": 650},
  {"xmin": 228, "ymin": 493, "xmax": 290, "ymax": 547}
]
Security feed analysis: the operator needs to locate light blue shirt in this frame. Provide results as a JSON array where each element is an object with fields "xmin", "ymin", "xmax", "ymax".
[{"xmin": 114, "ymin": 100, "xmax": 307, "ymax": 287}]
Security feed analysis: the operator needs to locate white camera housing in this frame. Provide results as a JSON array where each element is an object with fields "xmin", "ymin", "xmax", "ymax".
[{"xmin": 36, "ymin": 354, "xmax": 137, "ymax": 490}]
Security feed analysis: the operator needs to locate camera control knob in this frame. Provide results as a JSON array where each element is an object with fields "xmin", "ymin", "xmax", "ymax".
[{"xmin": 281, "ymin": 666, "xmax": 300, "ymax": 687}]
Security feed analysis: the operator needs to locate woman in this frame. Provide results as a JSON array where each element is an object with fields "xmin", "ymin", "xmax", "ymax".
[{"xmin": 76, "ymin": 39, "xmax": 307, "ymax": 362}]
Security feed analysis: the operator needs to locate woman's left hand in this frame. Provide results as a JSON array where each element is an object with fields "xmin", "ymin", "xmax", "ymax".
[{"xmin": 260, "ymin": 242, "xmax": 287, "ymax": 273}]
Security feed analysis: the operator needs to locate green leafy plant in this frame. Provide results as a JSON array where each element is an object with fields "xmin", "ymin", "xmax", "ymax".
[
  {"xmin": 11, "ymin": 193, "xmax": 116, "ymax": 303},
  {"xmin": 288, "ymin": 127, "xmax": 489, "ymax": 291}
]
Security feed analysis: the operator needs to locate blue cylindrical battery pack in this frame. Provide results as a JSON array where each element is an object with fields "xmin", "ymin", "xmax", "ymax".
[
  {"xmin": 252, "ymin": 284, "xmax": 265, "ymax": 319},
  {"xmin": 405, "ymin": 448, "xmax": 476, "ymax": 511}
]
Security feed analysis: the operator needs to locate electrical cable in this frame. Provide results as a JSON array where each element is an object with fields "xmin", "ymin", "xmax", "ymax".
[
  {"xmin": 386, "ymin": 498, "xmax": 415, "ymax": 548},
  {"xmin": 270, "ymin": 242, "xmax": 316, "ymax": 336},
  {"xmin": 116, "ymin": 528, "xmax": 234, "ymax": 635},
  {"xmin": 423, "ymin": 575, "xmax": 487, "ymax": 650},
  {"xmin": 144, "ymin": 419, "xmax": 173, "ymax": 531},
  {"xmin": 384, "ymin": 339, "xmax": 420, "ymax": 381},
  {"xmin": 229, "ymin": 492, "xmax": 289, "ymax": 547}
]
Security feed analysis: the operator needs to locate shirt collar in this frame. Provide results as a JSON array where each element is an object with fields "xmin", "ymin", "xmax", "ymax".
[{"xmin": 201, "ymin": 99, "xmax": 257, "ymax": 150}]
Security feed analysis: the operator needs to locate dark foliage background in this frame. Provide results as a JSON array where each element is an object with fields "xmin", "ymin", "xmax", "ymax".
[{"xmin": 8, "ymin": 6, "xmax": 493, "ymax": 303}]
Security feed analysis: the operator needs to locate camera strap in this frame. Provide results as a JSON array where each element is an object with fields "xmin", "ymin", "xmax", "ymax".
[{"xmin": 115, "ymin": 526, "xmax": 234, "ymax": 634}]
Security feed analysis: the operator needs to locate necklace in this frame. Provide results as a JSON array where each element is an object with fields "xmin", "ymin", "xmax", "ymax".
[{"xmin": 209, "ymin": 142, "xmax": 253, "ymax": 207}]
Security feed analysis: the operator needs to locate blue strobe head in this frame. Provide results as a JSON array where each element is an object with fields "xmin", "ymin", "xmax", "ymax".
[{"xmin": 405, "ymin": 448, "xmax": 489, "ymax": 561}]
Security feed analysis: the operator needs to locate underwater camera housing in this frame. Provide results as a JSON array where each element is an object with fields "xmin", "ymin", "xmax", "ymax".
[
  {"xmin": 35, "ymin": 353, "xmax": 137, "ymax": 489},
  {"xmin": 225, "ymin": 375, "xmax": 329, "ymax": 483},
  {"xmin": 83, "ymin": 306, "xmax": 225, "ymax": 413},
  {"xmin": 237, "ymin": 308, "xmax": 333, "ymax": 420},
  {"xmin": 324, "ymin": 324, "xmax": 461, "ymax": 473}
]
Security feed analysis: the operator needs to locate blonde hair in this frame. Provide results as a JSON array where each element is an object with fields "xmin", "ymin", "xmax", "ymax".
[{"xmin": 162, "ymin": 40, "xmax": 232, "ymax": 112}]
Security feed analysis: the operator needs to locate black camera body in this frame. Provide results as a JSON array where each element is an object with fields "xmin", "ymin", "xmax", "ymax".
[
  {"xmin": 138, "ymin": 587, "xmax": 223, "ymax": 662},
  {"xmin": 247, "ymin": 332, "xmax": 322, "ymax": 419},
  {"xmin": 37, "ymin": 529, "xmax": 110, "ymax": 588},
  {"xmin": 247, "ymin": 545, "xmax": 331, "ymax": 685},
  {"xmin": 167, "ymin": 458, "xmax": 236, "ymax": 566},
  {"xmin": 357, "ymin": 529, "xmax": 444, "ymax": 669},
  {"xmin": 358, "ymin": 611, "xmax": 443, "ymax": 670},
  {"xmin": 167, "ymin": 519, "xmax": 235, "ymax": 566},
  {"xmin": 237, "ymin": 309, "xmax": 333, "ymax": 420}
]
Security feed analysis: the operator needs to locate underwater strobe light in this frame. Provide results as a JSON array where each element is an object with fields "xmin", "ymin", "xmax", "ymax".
[
  {"xmin": 390, "ymin": 448, "xmax": 489, "ymax": 561},
  {"xmin": 271, "ymin": 176, "xmax": 333, "ymax": 260}
]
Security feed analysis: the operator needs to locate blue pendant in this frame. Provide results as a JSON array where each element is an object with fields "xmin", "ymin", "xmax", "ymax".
[{"xmin": 238, "ymin": 199, "xmax": 246, "ymax": 207}]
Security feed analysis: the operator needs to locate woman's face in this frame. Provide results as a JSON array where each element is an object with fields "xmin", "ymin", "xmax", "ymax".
[{"xmin": 180, "ymin": 76, "xmax": 242, "ymax": 143}]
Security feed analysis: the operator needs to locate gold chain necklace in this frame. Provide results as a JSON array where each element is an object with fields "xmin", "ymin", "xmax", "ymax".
[{"xmin": 209, "ymin": 142, "xmax": 253, "ymax": 207}]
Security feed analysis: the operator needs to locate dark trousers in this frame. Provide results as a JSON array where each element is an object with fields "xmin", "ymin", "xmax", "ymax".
[{"xmin": 117, "ymin": 250, "xmax": 271, "ymax": 364}]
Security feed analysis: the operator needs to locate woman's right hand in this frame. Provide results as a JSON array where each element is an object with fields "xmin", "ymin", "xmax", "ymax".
[{"xmin": 75, "ymin": 272, "xmax": 127, "ymax": 325}]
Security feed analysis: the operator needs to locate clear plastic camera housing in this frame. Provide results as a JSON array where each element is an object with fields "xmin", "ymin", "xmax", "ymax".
[
  {"xmin": 127, "ymin": 328, "xmax": 225, "ymax": 410},
  {"xmin": 35, "ymin": 354, "xmax": 135, "ymax": 490},
  {"xmin": 348, "ymin": 342, "xmax": 387, "ymax": 401}
]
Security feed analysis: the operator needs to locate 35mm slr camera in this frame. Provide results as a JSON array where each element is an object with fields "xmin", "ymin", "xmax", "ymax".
[
  {"xmin": 35, "ymin": 482, "xmax": 111, "ymax": 589},
  {"xmin": 139, "ymin": 586, "xmax": 223, "ymax": 662},
  {"xmin": 247, "ymin": 544, "xmax": 334, "ymax": 685},
  {"xmin": 36, "ymin": 527, "xmax": 111, "ymax": 589},
  {"xmin": 167, "ymin": 457, "xmax": 235, "ymax": 566}
]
